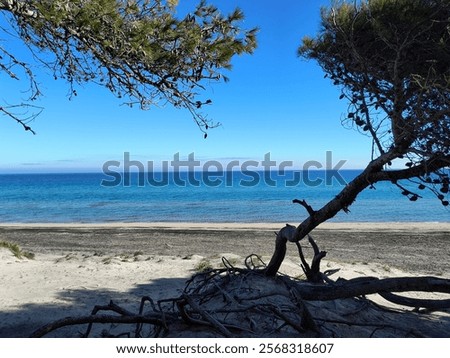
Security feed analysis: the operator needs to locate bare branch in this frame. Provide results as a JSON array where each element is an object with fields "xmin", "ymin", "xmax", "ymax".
[
  {"xmin": 0, "ymin": 0, "xmax": 257, "ymax": 133},
  {"xmin": 0, "ymin": 104, "xmax": 40, "ymax": 134},
  {"xmin": 292, "ymin": 199, "xmax": 316, "ymax": 216}
]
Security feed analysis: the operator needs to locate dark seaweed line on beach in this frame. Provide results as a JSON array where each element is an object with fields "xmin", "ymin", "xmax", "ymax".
[{"xmin": 0, "ymin": 226, "xmax": 448, "ymax": 275}]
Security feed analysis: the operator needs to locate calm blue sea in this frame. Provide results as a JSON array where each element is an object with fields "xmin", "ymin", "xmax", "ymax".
[{"xmin": 0, "ymin": 171, "xmax": 448, "ymax": 223}]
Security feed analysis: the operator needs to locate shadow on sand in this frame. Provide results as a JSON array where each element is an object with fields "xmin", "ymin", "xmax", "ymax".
[{"xmin": 0, "ymin": 276, "xmax": 189, "ymax": 338}]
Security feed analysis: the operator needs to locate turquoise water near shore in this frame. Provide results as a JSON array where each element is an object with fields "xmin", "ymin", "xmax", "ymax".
[{"xmin": 0, "ymin": 171, "xmax": 448, "ymax": 223}]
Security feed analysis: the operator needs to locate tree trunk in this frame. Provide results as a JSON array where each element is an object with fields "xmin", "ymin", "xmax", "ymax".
[
  {"xmin": 264, "ymin": 224, "xmax": 295, "ymax": 276},
  {"xmin": 294, "ymin": 276, "xmax": 450, "ymax": 303},
  {"xmin": 264, "ymin": 149, "xmax": 450, "ymax": 277},
  {"xmin": 292, "ymin": 156, "xmax": 386, "ymax": 242}
]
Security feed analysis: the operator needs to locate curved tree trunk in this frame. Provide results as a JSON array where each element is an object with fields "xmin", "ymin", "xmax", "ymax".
[
  {"xmin": 292, "ymin": 153, "xmax": 391, "ymax": 243},
  {"xmin": 264, "ymin": 148, "xmax": 450, "ymax": 277},
  {"xmin": 264, "ymin": 225, "xmax": 293, "ymax": 276},
  {"xmin": 293, "ymin": 153, "xmax": 450, "ymax": 243},
  {"xmin": 294, "ymin": 276, "xmax": 450, "ymax": 303}
]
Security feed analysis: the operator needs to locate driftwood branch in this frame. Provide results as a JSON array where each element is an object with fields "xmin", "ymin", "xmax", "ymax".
[
  {"xmin": 295, "ymin": 276, "xmax": 450, "ymax": 304},
  {"xmin": 181, "ymin": 294, "xmax": 234, "ymax": 337},
  {"xmin": 31, "ymin": 313, "xmax": 166, "ymax": 338},
  {"xmin": 265, "ymin": 225, "xmax": 326, "ymax": 282},
  {"xmin": 295, "ymin": 235, "xmax": 327, "ymax": 283},
  {"xmin": 293, "ymin": 199, "xmax": 316, "ymax": 216},
  {"xmin": 264, "ymin": 224, "xmax": 295, "ymax": 276},
  {"xmin": 378, "ymin": 291, "xmax": 450, "ymax": 310}
]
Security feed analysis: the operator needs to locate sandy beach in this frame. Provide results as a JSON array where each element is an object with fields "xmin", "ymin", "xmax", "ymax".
[{"xmin": 1, "ymin": 222, "xmax": 449, "ymax": 337}]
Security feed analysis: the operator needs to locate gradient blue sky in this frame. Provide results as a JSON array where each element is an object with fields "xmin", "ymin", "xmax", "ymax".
[{"xmin": 0, "ymin": 0, "xmax": 373, "ymax": 173}]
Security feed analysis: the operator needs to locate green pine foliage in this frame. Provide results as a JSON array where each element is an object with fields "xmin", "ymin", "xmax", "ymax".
[
  {"xmin": 299, "ymin": 0, "xmax": 449, "ymax": 205},
  {"xmin": 0, "ymin": 0, "xmax": 257, "ymax": 132}
]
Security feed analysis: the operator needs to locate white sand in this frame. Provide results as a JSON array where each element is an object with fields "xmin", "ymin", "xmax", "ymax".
[{"xmin": 0, "ymin": 249, "xmax": 205, "ymax": 337}]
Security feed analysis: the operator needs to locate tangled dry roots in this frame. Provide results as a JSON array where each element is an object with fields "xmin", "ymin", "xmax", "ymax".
[
  {"xmin": 176, "ymin": 256, "xmax": 319, "ymax": 337},
  {"xmin": 31, "ymin": 255, "xmax": 318, "ymax": 338}
]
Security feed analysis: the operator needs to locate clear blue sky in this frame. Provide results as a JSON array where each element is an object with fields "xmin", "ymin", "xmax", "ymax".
[{"xmin": 0, "ymin": 0, "xmax": 373, "ymax": 173}]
